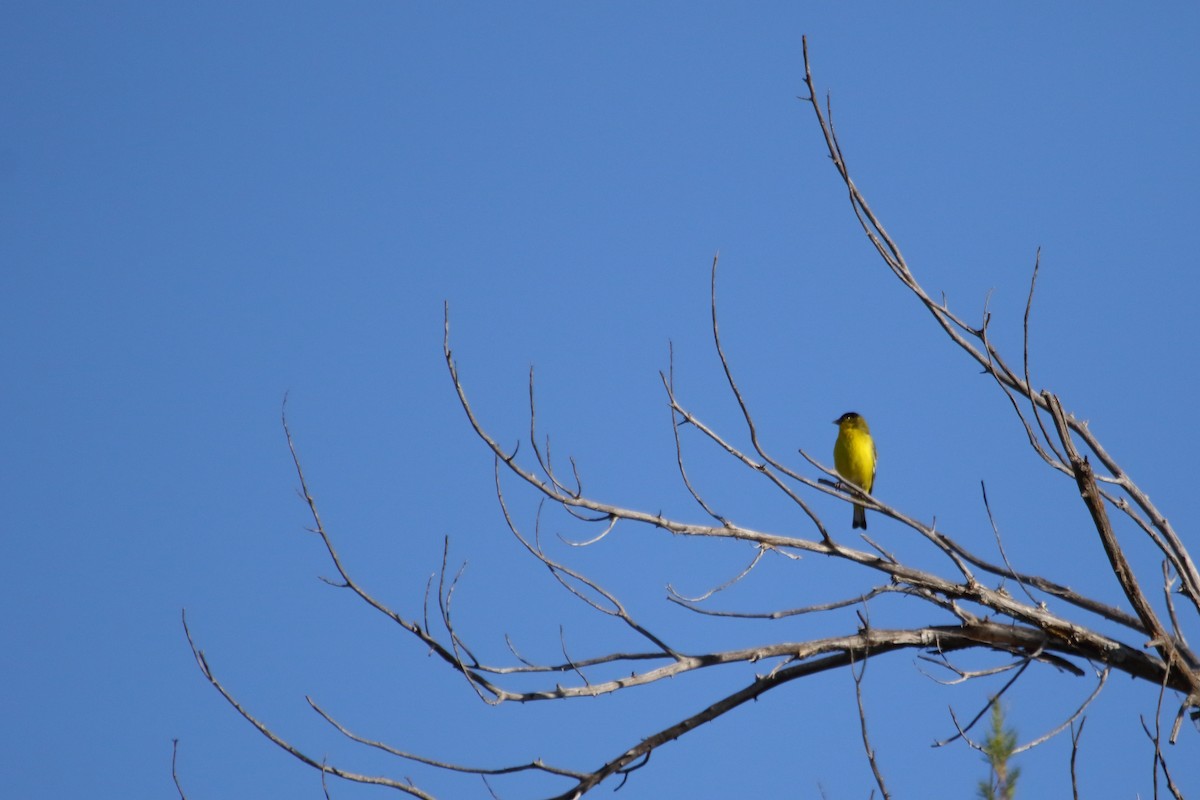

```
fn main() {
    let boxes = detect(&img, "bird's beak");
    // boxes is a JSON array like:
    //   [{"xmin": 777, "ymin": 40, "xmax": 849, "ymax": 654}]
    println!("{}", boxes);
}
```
[{"xmin": 831, "ymin": 419, "xmax": 839, "ymax": 425}]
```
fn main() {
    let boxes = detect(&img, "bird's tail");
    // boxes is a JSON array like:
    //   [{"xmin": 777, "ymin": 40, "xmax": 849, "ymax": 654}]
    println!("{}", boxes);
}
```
[{"xmin": 852, "ymin": 504, "xmax": 867, "ymax": 530}]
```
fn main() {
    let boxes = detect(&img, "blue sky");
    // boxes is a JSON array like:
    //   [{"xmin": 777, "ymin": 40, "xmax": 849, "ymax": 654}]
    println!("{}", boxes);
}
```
[{"xmin": 3, "ymin": 3, "xmax": 1199, "ymax": 798}]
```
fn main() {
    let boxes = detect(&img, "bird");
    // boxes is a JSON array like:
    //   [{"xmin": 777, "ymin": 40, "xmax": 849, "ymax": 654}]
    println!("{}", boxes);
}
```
[{"xmin": 833, "ymin": 411, "xmax": 876, "ymax": 530}]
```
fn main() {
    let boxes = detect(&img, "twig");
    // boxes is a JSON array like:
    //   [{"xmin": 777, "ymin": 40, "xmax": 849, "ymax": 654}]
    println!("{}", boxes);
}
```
[
  {"xmin": 664, "ymin": 339, "xmax": 729, "ymax": 525},
  {"xmin": 171, "ymin": 739, "xmax": 188, "ymax": 800},
  {"xmin": 528, "ymin": 366, "xmax": 582, "ymax": 500},
  {"xmin": 1020, "ymin": 249, "xmax": 1067, "ymax": 467},
  {"xmin": 1069, "ymin": 717, "xmax": 1085, "ymax": 800},
  {"xmin": 705, "ymin": 254, "xmax": 833, "ymax": 539},
  {"xmin": 182, "ymin": 610, "xmax": 440, "ymax": 799},
  {"xmin": 851, "ymin": 626, "xmax": 891, "ymax": 799},
  {"xmin": 308, "ymin": 698, "xmax": 588, "ymax": 780},
  {"xmin": 670, "ymin": 583, "xmax": 900, "ymax": 620},
  {"xmin": 979, "ymin": 481, "xmax": 1039, "ymax": 607},
  {"xmin": 1012, "ymin": 668, "xmax": 1109, "ymax": 754},
  {"xmin": 917, "ymin": 654, "xmax": 1023, "ymax": 686},
  {"xmin": 496, "ymin": 473, "xmax": 680, "ymax": 660},
  {"xmin": 934, "ymin": 661, "xmax": 1030, "ymax": 747},
  {"xmin": 557, "ymin": 514, "xmax": 618, "ymax": 547},
  {"xmin": 666, "ymin": 545, "xmax": 767, "ymax": 603}
]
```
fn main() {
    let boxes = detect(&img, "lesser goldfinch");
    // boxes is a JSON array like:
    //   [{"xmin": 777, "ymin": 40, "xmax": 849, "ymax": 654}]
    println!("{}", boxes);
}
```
[{"xmin": 833, "ymin": 411, "xmax": 876, "ymax": 530}]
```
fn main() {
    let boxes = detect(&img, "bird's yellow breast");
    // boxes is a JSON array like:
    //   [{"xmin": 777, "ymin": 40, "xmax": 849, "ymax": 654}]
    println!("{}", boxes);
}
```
[{"xmin": 834, "ymin": 427, "xmax": 875, "ymax": 493}]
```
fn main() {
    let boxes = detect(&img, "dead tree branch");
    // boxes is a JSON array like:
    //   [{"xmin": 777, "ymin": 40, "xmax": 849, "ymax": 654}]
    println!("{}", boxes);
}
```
[{"xmin": 184, "ymin": 37, "xmax": 1199, "ymax": 798}]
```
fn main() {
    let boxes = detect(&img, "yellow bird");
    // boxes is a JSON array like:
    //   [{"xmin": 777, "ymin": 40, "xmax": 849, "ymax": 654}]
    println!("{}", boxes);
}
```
[{"xmin": 833, "ymin": 411, "xmax": 876, "ymax": 530}]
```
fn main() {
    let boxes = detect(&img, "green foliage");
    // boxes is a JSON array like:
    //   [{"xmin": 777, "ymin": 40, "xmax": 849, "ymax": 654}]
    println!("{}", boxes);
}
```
[{"xmin": 976, "ymin": 700, "xmax": 1021, "ymax": 800}]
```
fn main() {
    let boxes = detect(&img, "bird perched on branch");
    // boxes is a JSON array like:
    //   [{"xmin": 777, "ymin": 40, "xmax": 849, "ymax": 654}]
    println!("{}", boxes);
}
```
[{"xmin": 833, "ymin": 411, "xmax": 876, "ymax": 530}]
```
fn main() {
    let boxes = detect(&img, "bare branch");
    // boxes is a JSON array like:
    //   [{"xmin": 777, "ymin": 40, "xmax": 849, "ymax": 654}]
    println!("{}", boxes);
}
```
[
  {"xmin": 437, "ymin": 539, "xmax": 493, "ymax": 705},
  {"xmin": 182, "ymin": 610, "xmax": 440, "ymax": 799},
  {"xmin": 1012, "ymin": 668, "xmax": 1109, "ymax": 754},
  {"xmin": 1020, "ymin": 249, "xmax": 1068, "ymax": 468},
  {"xmin": 664, "ymin": 339, "xmax": 730, "ymax": 526},
  {"xmin": 1045, "ymin": 395, "xmax": 1200, "ymax": 704},
  {"xmin": 283, "ymin": 398, "xmax": 511, "ymax": 699},
  {"xmin": 1069, "ymin": 716, "xmax": 1086, "ymax": 800},
  {"xmin": 528, "ymin": 366, "xmax": 582, "ymax": 500},
  {"xmin": 666, "ymin": 544, "xmax": 767, "ymax": 604},
  {"xmin": 496, "ymin": 474, "xmax": 680, "ymax": 660},
  {"xmin": 934, "ymin": 661, "xmax": 1031, "ymax": 748},
  {"xmin": 557, "ymin": 513, "xmax": 618, "ymax": 547},
  {"xmin": 1140, "ymin": 715, "xmax": 1186, "ymax": 800},
  {"xmin": 308, "ymin": 698, "xmax": 589, "ymax": 781},
  {"xmin": 979, "ymin": 481, "xmax": 1039, "ymax": 607},
  {"xmin": 851, "ymin": 619, "xmax": 892, "ymax": 800},
  {"xmin": 670, "ymin": 582, "xmax": 901, "ymax": 620},
  {"xmin": 801, "ymin": 33, "xmax": 1200, "ymax": 616},
  {"xmin": 706, "ymin": 254, "xmax": 833, "ymax": 539},
  {"xmin": 171, "ymin": 739, "xmax": 188, "ymax": 800},
  {"xmin": 918, "ymin": 651, "xmax": 1029, "ymax": 687},
  {"xmin": 541, "ymin": 637, "xmax": 931, "ymax": 800},
  {"xmin": 192, "ymin": 40, "xmax": 1199, "ymax": 799}
]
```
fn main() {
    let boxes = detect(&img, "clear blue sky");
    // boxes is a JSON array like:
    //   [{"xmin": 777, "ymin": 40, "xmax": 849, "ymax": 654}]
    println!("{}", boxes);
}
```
[{"xmin": 3, "ymin": 3, "xmax": 1198, "ymax": 798}]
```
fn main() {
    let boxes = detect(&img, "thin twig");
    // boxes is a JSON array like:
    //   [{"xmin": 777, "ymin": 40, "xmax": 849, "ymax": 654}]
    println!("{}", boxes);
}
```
[
  {"xmin": 171, "ymin": 739, "xmax": 188, "ymax": 800},
  {"xmin": 851, "ymin": 617, "xmax": 892, "ymax": 799},
  {"xmin": 980, "ymin": 481, "xmax": 1039, "ymax": 607},
  {"xmin": 1069, "ymin": 717, "xmax": 1086, "ymax": 800},
  {"xmin": 1012, "ymin": 668, "xmax": 1109, "ymax": 754},
  {"xmin": 1020, "ymin": 249, "xmax": 1066, "ymax": 467},
  {"xmin": 308, "ymin": 698, "xmax": 589, "ymax": 780},
  {"xmin": 934, "ymin": 661, "xmax": 1031, "ymax": 747},
  {"xmin": 664, "ymin": 339, "xmax": 729, "ymax": 525},
  {"xmin": 670, "ymin": 583, "xmax": 900, "ymax": 620},
  {"xmin": 182, "ymin": 610, "xmax": 440, "ymax": 799},
  {"xmin": 666, "ymin": 545, "xmax": 767, "ymax": 603}
]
